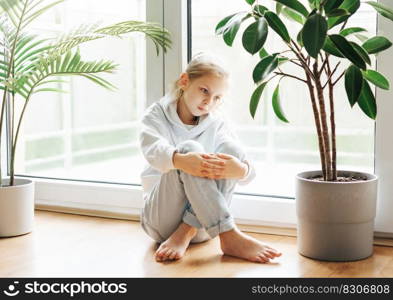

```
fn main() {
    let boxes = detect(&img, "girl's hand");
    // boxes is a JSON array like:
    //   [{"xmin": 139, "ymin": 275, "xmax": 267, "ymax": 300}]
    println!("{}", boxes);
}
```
[
  {"xmin": 174, "ymin": 152, "xmax": 225, "ymax": 178},
  {"xmin": 201, "ymin": 153, "xmax": 248, "ymax": 180}
]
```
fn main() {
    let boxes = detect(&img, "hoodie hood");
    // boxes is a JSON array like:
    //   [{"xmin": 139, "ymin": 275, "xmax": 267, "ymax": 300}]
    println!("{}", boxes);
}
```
[{"xmin": 158, "ymin": 93, "xmax": 221, "ymax": 137}]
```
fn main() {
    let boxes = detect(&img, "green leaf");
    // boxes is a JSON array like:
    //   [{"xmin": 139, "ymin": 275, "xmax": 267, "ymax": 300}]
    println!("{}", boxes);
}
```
[
  {"xmin": 302, "ymin": 13, "xmax": 328, "ymax": 58},
  {"xmin": 273, "ymin": 0, "xmax": 309, "ymax": 17},
  {"xmin": 362, "ymin": 36, "xmax": 393, "ymax": 54},
  {"xmin": 324, "ymin": 0, "xmax": 344, "ymax": 14},
  {"xmin": 259, "ymin": 48, "xmax": 269, "ymax": 58},
  {"xmin": 15, "ymin": 35, "xmax": 38, "ymax": 55},
  {"xmin": 297, "ymin": 29, "xmax": 304, "ymax": 47},
  {"xmin": 242, "ymin": 18, "xmax": 269, "ymax": 54},
  {"xmin": 250, "ymin": 82, "xmax": 268, "ymax": 119},
  {"xmin": 329, "ymin": 34, "xmax": 366, "ymax": 69},
  {"xmin": 362, "ymin": 69, "xmax": 390, "ymax": 90},
  {"xmin": 366, "ymin": 1, "xmax": 393, "ymax": 22},
  {"xmin": 253, "ymin": 54, "xmax": 279, "ymax": 83},
  {"xmin": 340, "ymin": 0, "xmax": 360, "ymax": 12},
  {"xmin": 278, "ymin": 57, "xmax": 289, "ymax": 66},
  {"xmin": 35, "ymin": 79, "xmax": 68, "ymax": 87},
  {"xmin": 79, "ymin": 74, "xmax": 117, "ymax": 91},
  {"xmin": 282, "ymin": 7, "xmax": 305, "ymax": 24},
  {"xmin": 245, "ymin": 0, "xmax": 256, "ymax": 5},
  {"xmin": 61, "ymin": 49, "xmax": 72, "ymax": 72},
  {"xmin": 323, "ymin": 36, "xmax": 344, "ymax": 57},
  {"xmin": 22, "ymin": 0, "xmax": 66, "ymax": 29},
  {"xmin": 264, "ymin": 11, "xmax": 291, "ymax": 43},
  {"xmin": 215, "ymin": 12, "xmax": 248, "ymax": 35},
  {"xmin": 276, "ymin": 3, "xmax": 283, "ymax": 15},
  {"xmin": 16, "ymin": 49, "xmax": 118, "ymax": 97},
  {"xmin": 326, "ymin": 8, "xmax": 349, "ymax": 17},
  {"xmin": 221, "ymin": 13, "xmax": 250, "ymax": 47},
  {"xmin": 223, "ymin": 21, "xmax": 241, "ymax": 46},
  {"xmin": 357, "ymin": 79, "xmax": 377, "ymax": 120},
  {"xmin": 345, "ymin": 65, "xmax": 363, "ymax": 107},
  {"xmin": 328, "ymin": 0, "xmax": 360, "ymax": 29},
  {"xmin": 33, "ymin": 88, "xmax": 68, "ymax": 94},
  {"xmin": 68, "ymin": 48, "xmax": 81, "ymax": 70},
  {"xmin": 41, "ymin": 21, "xmax": 171, "ymax": 61},
  {"xmin": 340, "ymin": 27, "xmax": 367, "ymax": 37},
  {"xmin": 215, "ymin": 13, "xmax": 237, "ymax": 35},
  {"xmin": 272, "ymin": 84, "xmax": 289, "ymax": 123},
  {"xmin": 349, "ymin": 42, "xmax": 371, "ymax": 66},
  {"xmin": 308, "ymin": 0, "xmax": 320, "ymax": 10},
  {"xmin": 253, "ymin": 5, "xmax": 269, "ymax": 16}
]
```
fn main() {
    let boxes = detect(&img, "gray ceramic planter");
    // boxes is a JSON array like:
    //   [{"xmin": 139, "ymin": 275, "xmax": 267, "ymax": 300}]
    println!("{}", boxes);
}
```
[{"xmin": 296, "ymin": 170, "xmax": 378, "ymax": 262}]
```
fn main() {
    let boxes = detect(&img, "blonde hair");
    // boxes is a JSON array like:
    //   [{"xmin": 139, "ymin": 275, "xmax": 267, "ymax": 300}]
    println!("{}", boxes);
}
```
[{"xmin": 170, "ymin": 52, "xmax": 230, "ymax": 100}]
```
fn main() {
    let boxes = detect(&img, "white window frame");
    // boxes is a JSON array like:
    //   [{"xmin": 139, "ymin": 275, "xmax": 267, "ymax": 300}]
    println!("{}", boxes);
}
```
[
  {"xmin": 5, "ymin": 0, "xmax": 392, "ymax": 238},
  {"xmin": 1, "ymin": 104, "xmax": 8, "ymax": 181},
  {"xmin": 374, "ymin": 0, "xmax": 393, "ymax": 237}
]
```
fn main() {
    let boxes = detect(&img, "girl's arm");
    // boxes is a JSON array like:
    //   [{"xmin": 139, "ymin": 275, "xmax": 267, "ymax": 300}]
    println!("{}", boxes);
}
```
[{"xmin": 139, "ymin": 111, "xmax": 178, "ymax": 173}]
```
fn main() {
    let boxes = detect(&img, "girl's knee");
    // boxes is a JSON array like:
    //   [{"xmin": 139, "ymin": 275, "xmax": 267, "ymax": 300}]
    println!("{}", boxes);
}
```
[
  {"xmin": 216, "ymin": 141, "xmax": 245, "ymax": 160},
  {"xmin": 177, "ymin": 140, "xmax": 205, "ymax": 154}
]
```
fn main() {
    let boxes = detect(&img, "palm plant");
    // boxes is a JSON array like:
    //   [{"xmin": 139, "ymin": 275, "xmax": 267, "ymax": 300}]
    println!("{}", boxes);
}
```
[
  {"xmin": 216, "ymin": 0, "xmax": 393, "ymax": 181},
  {"xmin": 0, "ymin": 0, "xmax": 171, "ymax": 187}
]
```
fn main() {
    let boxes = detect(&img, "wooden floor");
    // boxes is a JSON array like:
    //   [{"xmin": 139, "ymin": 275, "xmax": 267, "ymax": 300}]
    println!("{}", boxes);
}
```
[{"xmin": 0, "ymin": 210, "xmax": 392, "ymax": 277}]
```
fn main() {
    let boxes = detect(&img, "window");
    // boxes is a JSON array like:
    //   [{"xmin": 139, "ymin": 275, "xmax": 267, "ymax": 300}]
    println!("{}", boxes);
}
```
[
  {"xmin": 191, "ymin": 0, "xmax": 376, "ymax": 197},
  {"xmin": 5, "ymin": 0, "xmax": 392, "ymax": 235},
  {"xmin": 15, "ymin": 0, "xmax": 147, "ymax": 185}
]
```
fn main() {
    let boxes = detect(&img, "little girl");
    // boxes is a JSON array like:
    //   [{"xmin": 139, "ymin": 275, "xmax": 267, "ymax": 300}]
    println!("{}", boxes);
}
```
[{"xmin": 139, "ymin": 53, "xmax": 282, "ymax": 263}]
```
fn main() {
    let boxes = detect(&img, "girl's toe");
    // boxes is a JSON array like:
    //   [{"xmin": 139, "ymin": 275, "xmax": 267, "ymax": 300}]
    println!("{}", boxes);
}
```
[
  {"xmin": 156, "ymin": 250, "xmax": 165, "ymax": 259},
  {"xmin": 157, "ymin": 248, "xmax": 170, "ymax": 260},
  {"xmin": 263, "ymin": 250, "xmax": 275, "ymax": 259},
  {"xmin": 259, "ymin": 254, "xmax": 270, "ymax": 263},
  {"xmin": 164, "ymin": 249, "xmax": 172, "ymax": 258},
  {"xmin": 155, "ymin": 245, "xmax": 166, "ymax": 256},
  {"xmin": 155, "ymin": 253, "xmax": 163, "ymax": 261},
  {"xmin": 256, "ymin": 254, "xmax": 268, "ymax": 263},
  {"xmin": 267, "ymin": 249, "xmax": 281, "ymax": 258},
  {"xmin": 168, "ymin": 250, "xmax": 177, "ymax": 260},
  {"xmin": 267, "ymin": 247, "xmax": 282, "ymax": 256}
]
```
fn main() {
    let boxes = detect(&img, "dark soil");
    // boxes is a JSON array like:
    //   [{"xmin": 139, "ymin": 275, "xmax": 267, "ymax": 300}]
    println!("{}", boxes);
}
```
[{"xmin": 308, "ymin": 175, "xmax": 368, "ymax": 182}]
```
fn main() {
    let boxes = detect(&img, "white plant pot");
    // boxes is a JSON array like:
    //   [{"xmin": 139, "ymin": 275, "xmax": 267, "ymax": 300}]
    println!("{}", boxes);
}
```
[{"xmin": 0, "ymin": 178, "xmax": 35, "ymax": 237}]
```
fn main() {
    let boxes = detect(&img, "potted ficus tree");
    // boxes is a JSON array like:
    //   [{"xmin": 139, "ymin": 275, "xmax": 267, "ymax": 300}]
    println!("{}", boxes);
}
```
[
  {"xmin": 0, "ymin": 0, "xmax": 171, "ymax": 237},
  {"xmin": 216, "ymin": 0, "xmax": 392, "ymax": 261}
]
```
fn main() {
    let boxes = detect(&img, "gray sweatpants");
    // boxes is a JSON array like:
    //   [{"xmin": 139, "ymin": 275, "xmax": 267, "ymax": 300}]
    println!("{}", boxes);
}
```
[{"xmin": 140, "ymin": 139, "xmax": 246, "ymax": 244}]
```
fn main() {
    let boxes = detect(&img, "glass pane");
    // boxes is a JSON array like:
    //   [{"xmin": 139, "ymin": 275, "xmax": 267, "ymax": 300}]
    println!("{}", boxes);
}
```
[
  {"xmin": 191, "ymin": 0, "xmax": 376, "ymax": 197},
  {"xmin": 15, "ymin": 0, "xmax": 146, "ymax": 184}
]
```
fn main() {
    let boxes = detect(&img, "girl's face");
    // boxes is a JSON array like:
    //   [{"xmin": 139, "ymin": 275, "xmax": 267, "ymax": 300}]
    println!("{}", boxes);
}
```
[{"xmin": 178, "ymin": 72, "xmax": 228, "ymax": 118}]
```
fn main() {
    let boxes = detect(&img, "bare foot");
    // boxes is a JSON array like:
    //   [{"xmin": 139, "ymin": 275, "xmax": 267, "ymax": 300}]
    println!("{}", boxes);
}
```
[
  {"xmin": 155, "ymin": 222, "xmax": 198, "ymax": 262},
  {"xmin": 220, "ymin": 228, "xmax": 282, "ymax": 263}
]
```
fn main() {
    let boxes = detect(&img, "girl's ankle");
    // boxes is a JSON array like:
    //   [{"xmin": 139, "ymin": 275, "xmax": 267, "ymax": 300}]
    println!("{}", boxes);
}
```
[
  {"xmin": 179, "ymin": 222, "xmax": 198, "ymax": 236},
  {"xmin": 219, "ymin": 228, "xmax": 238, "ymax": 239}
]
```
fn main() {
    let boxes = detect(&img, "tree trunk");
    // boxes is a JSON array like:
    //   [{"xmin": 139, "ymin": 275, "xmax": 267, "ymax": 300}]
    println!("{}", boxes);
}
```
[
  {"xmin": 313, "ymin": 62, "xmax": 332, "ymax": 181},
  {"xmin": 327, "ymin": 59, "xmax": 337, "ymax": 180},
  {"xmin": 305, "ymin": 73, "xmax": 327, "ymax": 180}
]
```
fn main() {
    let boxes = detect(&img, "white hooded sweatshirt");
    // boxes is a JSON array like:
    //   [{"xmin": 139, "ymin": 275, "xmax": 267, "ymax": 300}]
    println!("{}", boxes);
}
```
[{"xmin": 138, "ymin": 93, "xmax": 256, "ymax": 199}]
